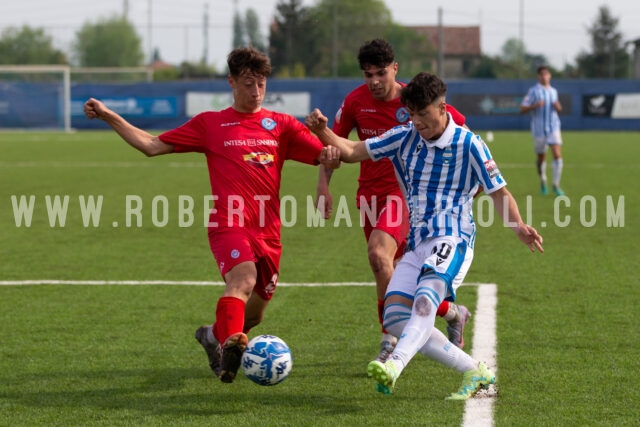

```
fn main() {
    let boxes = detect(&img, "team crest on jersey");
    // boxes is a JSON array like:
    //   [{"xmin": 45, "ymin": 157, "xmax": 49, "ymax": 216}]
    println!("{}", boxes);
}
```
[
  {"xmin": 442, "ymin": 148, "xmax": 453, "ymax": 164},
  {"xmin": 244, "ymin": 152, "xmax": 275, "ymax": 167},
  {"xmin": 396, "ymin": 107, "xmax": 410, "ymax": 123},
  {"xmin": 261, "ymin": 118, "xmax": 277, "ymax": 130}
]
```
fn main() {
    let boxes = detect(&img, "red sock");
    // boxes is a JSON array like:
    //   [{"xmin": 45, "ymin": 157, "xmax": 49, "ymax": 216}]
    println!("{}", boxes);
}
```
[
  {"xmin": 378, "ymin": 300, "xmax": 388, "ymax": 333},
  {"xmin": 436, "ymin": 300, "xmax": 450, "ymax": 318},
  {"xmin": 212, "ymin": 296, "xmax": 246, "ymax": 344}
]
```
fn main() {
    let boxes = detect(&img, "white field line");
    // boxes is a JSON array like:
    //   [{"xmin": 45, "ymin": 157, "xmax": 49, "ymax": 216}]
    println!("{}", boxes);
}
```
[{"xmin": 463, "ymin": 283, "xmax": 498, "ymax": 427}]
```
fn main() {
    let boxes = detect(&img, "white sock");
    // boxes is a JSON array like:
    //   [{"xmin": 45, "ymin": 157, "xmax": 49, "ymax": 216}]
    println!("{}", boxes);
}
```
[
  {"xmin": 538, "ymin": 160, "xmax": 547, "ymax": 184},
  {"xmin": 419, "ymin": 328, "xmax": 476, "ymax": 373},
  {"xmin": 552, "ymin": 158, "xmax": 563, "ymax": 187},
  {"xmin": 389, "ymin": 278, "xmax": 445, "ymax": 374}
]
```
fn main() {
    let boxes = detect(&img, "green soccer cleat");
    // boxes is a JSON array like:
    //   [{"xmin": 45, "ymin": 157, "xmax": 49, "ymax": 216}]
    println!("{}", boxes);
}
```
[
  {"xmin": 368, "ymin": 360, "xmax": 399, "ymax": 395},
  {"xmin": 553, "ymin": 186, "xmax": 564, "ymax": 196},
  {"xmin": 446, "ymin": 361, "xmax": 496, "ymax": 400}
]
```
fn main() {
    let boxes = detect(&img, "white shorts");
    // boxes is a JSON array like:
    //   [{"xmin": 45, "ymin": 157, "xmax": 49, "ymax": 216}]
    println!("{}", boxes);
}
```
[
  {"xmin": 534, "ymin": 131, "xmax": 562, "ymax": 154},
  {"xmin": 386, "ymin": 236, "xmax": 474, "ymax": 303}
]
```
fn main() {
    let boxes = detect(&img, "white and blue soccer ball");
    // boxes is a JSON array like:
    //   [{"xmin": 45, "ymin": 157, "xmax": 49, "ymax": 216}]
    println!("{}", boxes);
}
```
[{"xmin": 241, "ymin": 334, "xmax": 293, "ymax": 386}]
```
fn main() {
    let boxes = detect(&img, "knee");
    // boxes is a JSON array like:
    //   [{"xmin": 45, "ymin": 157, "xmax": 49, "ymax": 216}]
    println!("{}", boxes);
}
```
[{"xmin": 368, "ymin": 244, "xmax": 392, "ymax": 272}]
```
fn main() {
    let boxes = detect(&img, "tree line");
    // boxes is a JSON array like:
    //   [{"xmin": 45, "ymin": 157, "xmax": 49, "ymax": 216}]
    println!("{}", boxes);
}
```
[{"xmin": 0, "ymin": 0, "xmax": 633, "ymax": 80}]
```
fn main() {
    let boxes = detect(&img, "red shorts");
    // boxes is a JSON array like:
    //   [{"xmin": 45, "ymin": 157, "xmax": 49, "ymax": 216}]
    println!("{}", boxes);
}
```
[
  {"xmin": 208, "ymin": 228, "xmax": 281, "ymax": 300},
  {"xmin": 360, "ymin": 194, "xmax": 410, "ymax": 260}
]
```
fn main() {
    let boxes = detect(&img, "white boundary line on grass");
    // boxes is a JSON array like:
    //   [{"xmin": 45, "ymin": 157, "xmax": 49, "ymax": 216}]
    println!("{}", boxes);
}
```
[
  {"xmin": 0, "ymin": 280, "xmax": 497, "ymax": 425},
  {"xmin": 463, "ymin": 283, "xmax": 498, "ymax": 427}
]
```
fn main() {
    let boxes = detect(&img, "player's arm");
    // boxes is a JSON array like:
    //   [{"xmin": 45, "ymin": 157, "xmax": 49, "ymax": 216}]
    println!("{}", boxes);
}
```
[
  {"xmin": 553, "ymin": 100, "xmax": 562, "ymax": 113},
  {"xmin": 488, "ymin": 186, "xmax": 544, "ymax": 253},
  {"xmin": 306, "ymin": 108, "xmax": 369, "ymax": 163},
  {"xmin": 316, "ymin": 165, "xmax": 334, "ymax": 219},
  {"xmin": 84, "ymin": 97, "xmax": 173, "ymax": 157}
]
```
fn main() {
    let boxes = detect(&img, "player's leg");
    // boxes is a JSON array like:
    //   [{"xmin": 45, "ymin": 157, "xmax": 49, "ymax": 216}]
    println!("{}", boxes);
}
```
[
  {"xmin": 215, "ymin": 261, "xmax": 255, "ymax": 383},
  {"xmin": 196, "ymin": 230, "xmax": 257, "ymax": 383},
  {"xmin": 367, "ymin": 228, "xmax": 399, "ymax": 361},
  {"xmin": 549, "ymin": 136, "xmax": 564, "ymax": 196},
  {"xmin": 534, "ymin": 136, "xmax": 548, "ymax": 195},
  {"xmin": 363, "ymin": 195, "xmax": 403, "ymax": 361},
  {"xmin": 367, "ymin": 252, "xmax": 418, "ymax": 394}
]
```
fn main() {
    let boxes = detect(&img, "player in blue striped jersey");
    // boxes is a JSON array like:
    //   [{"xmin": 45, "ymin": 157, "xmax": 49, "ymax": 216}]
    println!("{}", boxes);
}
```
[
  {"xmin": 306, "ymin": 72, "xmax": 544, "ymax": 400},
  {"xmin": 520, "ymin": 65, "xmax": 565, "ymax": 196}
]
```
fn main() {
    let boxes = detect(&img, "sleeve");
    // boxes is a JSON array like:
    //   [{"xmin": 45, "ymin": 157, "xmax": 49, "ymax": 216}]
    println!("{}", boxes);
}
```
[
  {"xmin": 521, "ymin": 87, "xmax": 536, "ymax": 107},
  {"xmin": 332, "ymin": 97, "xmax": 357, "ymax": 138},
  {"xmin": 446, "ymin": 104, "xmax": 466, "ymax": 126},
  {"xmin": 158, "ymin": 113, "xmax": 208, "ymax": 153},
  {"xmin": 281, "ymin": 115, "xmax": 323, "ymax": 165},
  {"xmin": 365, "ymin": 126, "xmax": 406, "ymax": 162},
  {"xmin": 469, "ymin": 135, "xmax": 507, "ymax": 194}
]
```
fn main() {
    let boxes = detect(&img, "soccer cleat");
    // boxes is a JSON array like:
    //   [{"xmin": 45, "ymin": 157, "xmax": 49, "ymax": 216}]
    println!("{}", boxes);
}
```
[
  {"xmin": 218, "ymin": 332, "xmax": 249, "ymax": 383},
  {"xmin": 368, "ymin": 360, "xmax": 399, "ymax": 395},
  {"xmin": 446, "ymin": 305, "xmax": 471, "ymax": 349},
  {"xmin": 553, "ymin": 186, "xmax": 565, "ymax": 196},
  {"xmin": 375, "ymin": 339, "xmax": 397, "ymax": 363},
  {"xmin": 540, "ymin": 182, "xmax": 548, "ymax": 195},
  {"xmin": 445, "ymin": 361, "xmax": 496, "ymax": 400},
  {"xmin": 195, "ymin": 325, "xmax": 222, "ymax": 376}
]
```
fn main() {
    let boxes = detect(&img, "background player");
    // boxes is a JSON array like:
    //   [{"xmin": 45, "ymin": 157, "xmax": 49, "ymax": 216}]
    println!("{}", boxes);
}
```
[{"xmin": 520, "ymin": 65, "xmax": 565, "ymax": 196}]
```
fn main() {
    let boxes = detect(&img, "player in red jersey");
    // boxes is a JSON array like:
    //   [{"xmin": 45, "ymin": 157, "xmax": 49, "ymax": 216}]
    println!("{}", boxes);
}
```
[
  {"xmin": 316, "ymin": 39, "xmax": 471, "ymax": 362},
  {"xmin": 84, "ymin": 47, "xmax": 339, "ymax": 384}
]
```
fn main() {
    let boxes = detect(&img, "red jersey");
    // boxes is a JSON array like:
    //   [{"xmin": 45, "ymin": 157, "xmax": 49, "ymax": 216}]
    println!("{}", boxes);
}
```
[
  {"xmin": 159, "ymin": 107, "xmax": 322, "ymax": 238},
  {"xmin": 333, "ymin": 83, "xmax": 466, "ymax": 204}
]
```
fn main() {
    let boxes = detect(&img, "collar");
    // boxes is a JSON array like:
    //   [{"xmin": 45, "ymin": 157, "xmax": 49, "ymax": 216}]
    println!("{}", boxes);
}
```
[{"xmin": 424, "ymin": 113, "xmax": 455, "ymax": 149}]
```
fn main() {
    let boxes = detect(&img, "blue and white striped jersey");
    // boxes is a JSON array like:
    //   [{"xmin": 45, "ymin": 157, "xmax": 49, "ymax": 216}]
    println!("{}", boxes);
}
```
[
  {"xmin": 365, "ymin": 116, "xmax": 506, "ymax": 250},
  {"xmin": 521, "ymin": 83, "xmax": 561, "ymax": 138}
]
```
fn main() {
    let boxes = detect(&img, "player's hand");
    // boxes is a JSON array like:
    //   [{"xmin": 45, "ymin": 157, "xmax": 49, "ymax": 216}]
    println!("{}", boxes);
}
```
[
  {"xmin": 84, "ymin": 98, "xmax": 109, "ymax": 120},
  {"xmin": 319, "ymin": 146, "xmax": 341, "ymax": 169},
  {"xmin": 306, "ymin": 108, "xmax": 329, "ymax": 134},
  {"xmin": 315, "ymin": 187, "xmax": 334, "ymax": 219},
  {"xmin": 515, "ymin": 224, "xmax": 544, "ymax": 253}
]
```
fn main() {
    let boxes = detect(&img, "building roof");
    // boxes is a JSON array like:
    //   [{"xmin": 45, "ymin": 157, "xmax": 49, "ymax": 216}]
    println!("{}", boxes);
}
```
[{"xmin": 409, "ymin": 26, "xmax": 481, "ymax": 56}]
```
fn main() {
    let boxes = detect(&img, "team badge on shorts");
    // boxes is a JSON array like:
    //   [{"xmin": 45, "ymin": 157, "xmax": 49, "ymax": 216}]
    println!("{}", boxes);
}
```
[
  {"xmin": 230, "ymin": 249, "xmax": 240, "ymax": 259},
  {"xmin": 261, "ymin": 118, "xmax": 276, "ymax": 130}
]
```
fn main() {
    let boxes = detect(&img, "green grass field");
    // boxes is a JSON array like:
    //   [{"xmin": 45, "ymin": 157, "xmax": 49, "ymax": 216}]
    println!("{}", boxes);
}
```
[{"xmin": 1, "ymin": 130, "xmax": 638, "ymax": 426}]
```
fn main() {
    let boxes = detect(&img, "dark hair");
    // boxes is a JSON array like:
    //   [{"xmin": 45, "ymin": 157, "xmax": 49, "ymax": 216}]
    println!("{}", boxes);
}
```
[
  {"xmin": 357, "ymin": 39, "xmax": 395, "ymax": 70},
  {"xmin": 227, "ymin": 47, "xmax": 272, "ymax": 78},
  {"xmin": 400, "ymin": 72, "xmax": 447, "ymax": 111},
  {"xmin": 536, "ymin": 65, "xmax": 550, "ymax": 74}
]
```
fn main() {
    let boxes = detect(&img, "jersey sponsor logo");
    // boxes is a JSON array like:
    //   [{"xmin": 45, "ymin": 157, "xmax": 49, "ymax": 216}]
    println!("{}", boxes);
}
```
[
  {"xmin": 261, "ymin": 118, "xmax": 277, "ymax": 130},
  {"xmin": 484, "ymin": 159, "xmax": 500, "ymax": 178},
  {"xmin": 396, "ymin": 107, "xmax": 410, "ymax": 123},
  {"xmin": 243, "ymin": 152, "xmax": 275, "ymax": 167}
]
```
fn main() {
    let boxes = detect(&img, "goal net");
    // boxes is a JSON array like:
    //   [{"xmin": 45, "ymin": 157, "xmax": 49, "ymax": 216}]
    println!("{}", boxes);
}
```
[{"xmin": 0, "ymin": 65, "xmax": 71, "ymax": 132}]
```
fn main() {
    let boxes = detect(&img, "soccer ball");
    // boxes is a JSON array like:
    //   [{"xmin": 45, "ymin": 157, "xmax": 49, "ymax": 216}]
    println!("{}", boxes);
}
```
[{"xmin": 241, "ymin": 334, "xmax": 293, "ymax": 386}]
